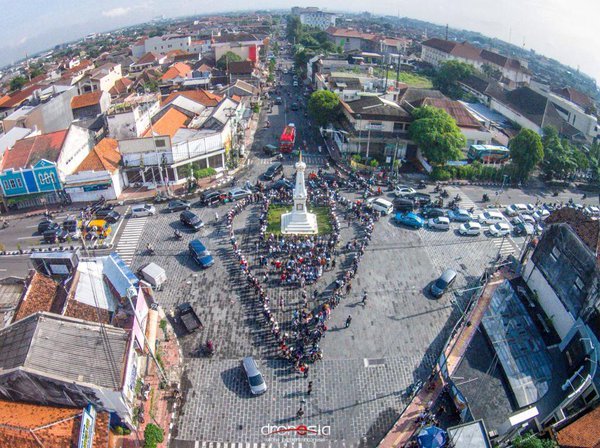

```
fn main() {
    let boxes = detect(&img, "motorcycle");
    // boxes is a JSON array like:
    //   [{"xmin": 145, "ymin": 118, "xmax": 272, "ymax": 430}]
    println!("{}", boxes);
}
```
[
  {"xmin": 417, "ymin": 180, "xmax": 427, "ymax": 190},
  {"xmin": 174, "ymin": 230, "xmax": 183, "ymax": 240},
  {"xmin": 434, "ymin": 184, "xmax": 441, "ymax": 193},
  {"xmin": 206, "ymin": 340, "xmax": 215, "ymax": 357},
  {"xmin": 454, "ymin": 194, "xmax": 462, "ymax": 202},
  {"xmin": 146, "ymin": 244, "xmax": 155, "ymax": 256},
  {"xmin": 440, "ymin": 189, "xmax": 449, "ymax": 198},
  {"xmin": 482, "ymin": 193, "xmax": 490, "ymax": 202}
]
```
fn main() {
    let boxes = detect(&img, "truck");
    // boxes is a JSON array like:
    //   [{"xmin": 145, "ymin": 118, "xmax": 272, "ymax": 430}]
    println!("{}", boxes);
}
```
[
  {"xmin": 139, "ymin": 262, "xmax": 167, "ymax": 290},
  {"xmin": 177, "ymin": 302, "xmax": 202, "ymax": 333},
  {"xmin": 279, "ymin": 123, "xmax": 296, "ymax": 153}
]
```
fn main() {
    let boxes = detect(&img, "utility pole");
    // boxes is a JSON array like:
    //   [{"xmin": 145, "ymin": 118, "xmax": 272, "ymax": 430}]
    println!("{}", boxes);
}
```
[
  {"xmin": 366, "ymin": 125, "xmax": 371, "ymax": 160},
  {"xmin": 356, "ymin": 114, "xmax": 362, "ymax": 157}
]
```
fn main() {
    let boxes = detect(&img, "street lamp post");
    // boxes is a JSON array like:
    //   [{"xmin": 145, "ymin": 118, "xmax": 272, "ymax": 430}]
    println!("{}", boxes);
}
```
[{"xmin": 356, "ymin": 113, "xmax": 362, "ymax": 157}]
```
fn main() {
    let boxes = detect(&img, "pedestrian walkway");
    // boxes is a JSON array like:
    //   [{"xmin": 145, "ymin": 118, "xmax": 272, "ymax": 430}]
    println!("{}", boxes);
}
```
[
  {"xmin": 445, "ymin": 186, "xmax": 478, "ymax": 212},
  {"xmin": 115, "ymin": 216, "xmax": 148, "ymax": 265},
  {"xmin": 256, "ymin": 155, "xmax": 327, "ymax": 166},
  {"xmin": 186, "ymin": 441, "xmax": 333, "ymax": 448},
  {"xmin": 491, "ymin": 235, "xmax": 517, "ymax": 257}
]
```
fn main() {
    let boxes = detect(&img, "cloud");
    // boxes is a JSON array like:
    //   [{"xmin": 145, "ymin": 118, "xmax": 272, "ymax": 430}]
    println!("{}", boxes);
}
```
[{"xmin": 102, "ymin": 7, "xmax": 132, "ymax": 18}]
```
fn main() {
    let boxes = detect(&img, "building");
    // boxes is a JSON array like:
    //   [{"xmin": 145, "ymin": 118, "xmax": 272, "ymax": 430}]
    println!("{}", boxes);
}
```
[
  {"xmin": 106, "ymin": 94, "xmax": 161, "ymax": 140},
  {"xmin": 227, "ymin": 60, "xmax": 259, "ymax": 86},
  {"xmin": 0, "ymin": 125, "xmax": 93, "ymax": 207},
  {"xmin": 2, "ymin": 85, "xmax": 77, "ymax": 134},
  {"xmin": 129, "ymin": 52, "xmax": 167, "ymax": 73},
  {"xmin": 0, "ymin": 127, "xmax": 34, "ymax": 164},
  {"xmin": 70, "ymin": 90, "xmax": 111, "ymax": 120},
  {"xmin": 325, "ymin": 27, "xmax": 379, "ymax": 53},
  {"xmin": 0, "ymin": 400, "xmax": 109, "ymax": 447},
  {"xmin": 421, "ymin": 38, "xmax": 531, "ymax": 89},
  {"xmin": 297, "ymin": 9, "xmax": 337, "ymax": 30},
  {"xmin": 64, "ymin": 137, "xmax": 123, "ymax": 202},
  {"xmin": 132, "ymin": 35, "xmax": 194, "ymax": 59},
  {"xmin": 161, "ymin": 62, "xmax": 192, "ymax": 84},
  {"xmin": 554, "ymin": 405, "xmax": 600, "ymax": 448},
  {"xmin": 78, "ymin": 63, "xmax": 122, "ymax": 94},
  {"xmin": 212, "ymin": 33, "xmax": 262, "ymax": 64}
]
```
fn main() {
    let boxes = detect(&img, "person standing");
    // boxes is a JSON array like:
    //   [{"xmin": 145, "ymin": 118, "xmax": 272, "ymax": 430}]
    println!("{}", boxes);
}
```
[
  {"xmin": 362, "ymin": 291, "xmax": 368, "ymax": 306},
  {"xmin": 296, "ymin": 407, "xmax": 304, "ymax": 418},
  {"xmin": 345, "ymin": 315, "xmax": 352, "ymax": 328},
  {"xmin": 307, "ymin": 381, "xmax": 313, "ymax": 395}
]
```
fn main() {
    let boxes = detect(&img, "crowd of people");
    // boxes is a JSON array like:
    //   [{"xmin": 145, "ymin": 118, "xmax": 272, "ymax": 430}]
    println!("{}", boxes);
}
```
[{"xmin": 225, "ymin": 173, "xmax": 381, "ymax": 371}]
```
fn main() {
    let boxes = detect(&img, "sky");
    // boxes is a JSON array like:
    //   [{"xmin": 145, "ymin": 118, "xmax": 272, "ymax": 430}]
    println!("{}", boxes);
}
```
[{"xmin": 0, "ymin": 0, "xmax": 597, "ymax": 83}]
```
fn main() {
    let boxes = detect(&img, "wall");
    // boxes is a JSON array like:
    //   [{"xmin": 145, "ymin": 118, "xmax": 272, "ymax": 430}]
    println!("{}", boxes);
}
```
[
  {"xmin": 64, "ymin": 170, "xmax": 119, "ymax": 202},
  {"xmin": 24, "ymin": 87, "xmax": 77, "ymax": 134},
  {"xmin": 171, "ymin": 132, "xmax": 223, "ymax": 163},
  {"xmin": 461, "ymin": 127, "xmax": 492, "ymax": 148},
  {"xmin": 524, "ymin": 264, "xmax": 576, "ymax": 339},
  {"xmin": 489, "ymin": 97, "xmax": 542, "ymax": 134},
  {"xmin": 57, "ymin": 126, "xmax": 93, "ymax": 176},
  {"xmin": 107, "ymin": 100, "xmax": 158, "ymax": 140}
]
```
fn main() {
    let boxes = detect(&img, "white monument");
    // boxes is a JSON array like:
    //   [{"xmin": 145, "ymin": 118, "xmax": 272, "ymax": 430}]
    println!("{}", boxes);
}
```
[{"xmin": 281, "ymin": 153, "xmax": 319, "ymax": 235}]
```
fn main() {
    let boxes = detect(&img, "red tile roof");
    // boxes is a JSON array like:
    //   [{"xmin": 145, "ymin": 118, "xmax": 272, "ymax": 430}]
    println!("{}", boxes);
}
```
[
  {"xmin": 109, "ymin": 77, "xmax": 133, "ymax": 96},
  {"xmin": 161, "ymin": 62, "xmax": 192, "ymax": 81},
  {"xmin": 0, "ymin": 84, "xmax": 45, "ymax": 109},
  {"xmin": 71, "ymin": 90, "xmax": 103, "ymax": 109},
  {"xmin": 326, "ymin": 27, "xmax": 378, "ymax": 41},
  {"xmin": 144, "ymin": 107, "xmax": 190, "ymax": 138},
  {"xmin": 162, "ymin": 89, "xmax": 223, "ymax": 107},
  {"xmin": 13, "ymin": 271, "xmax": 59, "ymax": 323},
  {"xmin": 75, "ymin": 138, "xmax": 121, "ymax": 173},
  {"xmin": 0, "ymin": 129, "xmax": 68, "ymax": 171},
  {"xmin": 554, "ymin": 87, "xmax": 594, "ymax": 109},
  {"xmin": 556, "ymin": 406, "xmax": 600, "ymax": 448},
  {"xmin": 546, "ymin": 207, "xmax": 600, "ymax": 262},
  {"xmin": 421, "ymin": 97, "xmax": 482, "ymax": 128},
  {"xmin": 135, "ymin": 52, "xmax": 161, "ymax": 66},
  {"xmin": 0, "ymin": 399, "xmax": 109, "ymax": 448}
]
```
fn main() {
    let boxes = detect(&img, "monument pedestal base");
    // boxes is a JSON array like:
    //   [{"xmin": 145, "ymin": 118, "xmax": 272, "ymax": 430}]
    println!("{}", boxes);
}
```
[{"xmin": 281, "ymin": 210, "xmax": 318, "ymax": 235}]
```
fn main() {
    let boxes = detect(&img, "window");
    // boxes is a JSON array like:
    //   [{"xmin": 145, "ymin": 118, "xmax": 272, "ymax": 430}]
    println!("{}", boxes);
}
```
[
  {"xmin": 575, "ymin": 276, "xmax": 585, "ymax": 291},
  {"xmin": 9, "ymin": 179, "xmax": 16, "ymax": 188},
  {"xmin": 15, "ymin": 179, "xmax": 22, "ymax": 188},
  {"xmin": 154, "ymin": 139, "xmax": 166, "ymax": 148},
  {"xmin": 2, "ymin": 181, "xmax": 9, "ymax": 190},
  {"xmin": 393, "ymin": 122, "xmax": 404, "ymax": 132},
  {"xmin": 551, "ymin": 246, "xmax": 560, "ymax": 259}
]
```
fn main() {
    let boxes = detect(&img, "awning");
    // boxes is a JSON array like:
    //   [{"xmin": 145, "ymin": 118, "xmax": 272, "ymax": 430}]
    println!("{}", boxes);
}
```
[
  {"xmin": 417, "ymin": 426, "xmax": 447, "ymax": 448},
  {"xmin": 145, "ymin": 309, "xmax": 159, "ymax": 355}
]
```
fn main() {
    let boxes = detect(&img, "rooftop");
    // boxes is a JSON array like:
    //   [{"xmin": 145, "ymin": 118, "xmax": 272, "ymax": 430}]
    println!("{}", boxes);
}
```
[
  {"xmin": 0, "ymin": 129, "xmax": 68, "ymax": 171},
  {"xmin": 161, "ymin": 62, "xmax": 192, "ymax": 81},
  {"xmin": 0, "ymin": 312, "xmax": 129, "ymax": 390},
  {"xmin": 419, "ymin": 97, "xmax": 482, "ymax": 128},
  {"xmin": 162, "ymin": 89, "xmax": 223, "ymax": 107},
  {"xmin": 75, "ymin": 137, "xmax": 121, "ymax": 173},
  {"xmin": 342, "ymin": 95, "xmax": 411, "ymax": 120},
  {"xmin": 144, "ymin": 107, "xmax": 191, "ymax": 138},
  {"xmin": 12, "ymin": 272, "xmax": 59, "ymax": 323},
  {"xmin": 545, "ymin": 208, "xmax": 599, "ymax": 261},
  {"xmin": 556, "ymin": 405, "xmax": 600, "ymax": 448},
  {"xmin": 326, "ymin": 27, "xmax": 378, "ymax": 41},
  {"xmin": 0, "ymin": 400, "xmax": 109, "ymax": 448},
  {"xmin": 228, "ymin": 60, "xmax": 255, "ymax": 75},
  {"xmin": 70, "ymin": 90, "xmax": 103, "ymax": 110}
]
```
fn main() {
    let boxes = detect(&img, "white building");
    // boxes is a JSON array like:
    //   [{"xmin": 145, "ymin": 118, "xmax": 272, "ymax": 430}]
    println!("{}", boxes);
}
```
[
  {"xmin": 132, "ymin": 35, "xmax": 193, "ymax": 59},
  {"xmin": 299, "ymin": 10, "xmax": 337, "ymax": 30},
  {"xmin": 106, "ymin": 94, "xmax": 161, "ymax": 140}
]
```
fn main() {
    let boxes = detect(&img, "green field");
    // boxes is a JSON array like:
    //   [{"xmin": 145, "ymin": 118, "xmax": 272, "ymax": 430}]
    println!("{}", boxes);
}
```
[
  {"xmin": 377, "ymin": 70, "xmax": 433, "ymax": 88},
  {"xmin": 266, "ymin": 205, "xmax": 333, "ymax": 235}
]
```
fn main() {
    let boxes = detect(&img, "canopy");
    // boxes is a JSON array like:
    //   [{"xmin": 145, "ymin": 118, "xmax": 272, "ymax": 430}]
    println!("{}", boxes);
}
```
[{"xmin": 417, "ymin": 426, "xmax": 447, "ymax": 448}]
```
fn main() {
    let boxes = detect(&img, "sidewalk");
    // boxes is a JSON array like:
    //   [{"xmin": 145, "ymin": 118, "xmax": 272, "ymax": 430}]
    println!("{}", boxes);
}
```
[
  {"xmin": 118, "ymin": 313, "xmax": 183, "ymax": 448},
  {"xmin": 378, "ymin": 270, "xmax": 508, "ymax": 447}
]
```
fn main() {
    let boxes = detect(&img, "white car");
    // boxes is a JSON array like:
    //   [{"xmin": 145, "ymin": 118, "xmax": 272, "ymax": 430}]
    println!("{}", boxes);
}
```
[
  {"xmin": 532, "ymin": 209, "xmax": 550, "ymax": 221},
  {"xmin": 504, "ymin": 203, "xmax": 528, "ymax": 217},
  {"xmin": 428, "ymin": 217, "xmax": 450, "ymax": 230},
  {"xmin": 519, "ymin": 214, "xmax": 536, "ymax": 224},
  {"xmin": 293, "ymin": 80, "xmax": 299, "ymax": 87},
  {"xmin": 367, "ymin": 197, "xmax": 394, "ymax": 215},
  {"xmin": 477, "ymin": 210, "xmax": 504, "ymax": 225},
  {"xmin": 131, "ymin": 204, "xmax": 156, "ymax": 217},
  {"xmin": 394, "ymin": 186, "xmax": 417, "ymax": 197},
  {"xmin": 228, "ymin": 188, "xmax": 252, "ymax": 201},
  {"xmin": 488, "ymin": 222, "xmax": 511, "ymax": 237},
  {"xmin": 459, "ymin": 221, "xmax": 482, "ymax": 236}
]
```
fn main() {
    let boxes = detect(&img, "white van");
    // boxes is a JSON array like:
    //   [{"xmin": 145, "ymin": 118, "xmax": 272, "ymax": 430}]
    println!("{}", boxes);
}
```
[
  {"xmin": 504, "ymin": 204, "xmax": 528, "ymax": 217},
  {"xmin": 368, "ymin": 198, "xmax": 394, "ymax": 215},
  {"xmin": 477, "ymin": 210, "xmax": 504, "ymax": 225},
  {"xmin": 131, "ymin": 204, "xmax": 156, "ymax": 217}
]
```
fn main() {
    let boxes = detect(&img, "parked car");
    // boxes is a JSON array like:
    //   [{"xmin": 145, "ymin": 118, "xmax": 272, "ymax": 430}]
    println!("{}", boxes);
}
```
[
  {"xmin": 427, "ymin": 217, "xmax": 450, "ymax": 230},
  {"xmin": 513, "ymin": 222, "xmax": 535, "ymax": 236},
  {"xmin": 263, "ymin": 144, "xmax": 279, "ymax": 155},
  {"xmin": 95, "ymin": 210, "xmax": 120, "ymax": 223},
  {"xmin": 504, "ymin": 203, "xmax": 529, "ymax": 217},
  {"xmin": 421, "ymin": 207, "xmax": 445, "ymax": 219},
  {"xmin": 292, "ymin": 81, "xmax": 299, "ymax": 87},
  {"xmin": 180, "ymin": 211, "xmax": 204, "ymax": 231},
  {"xmin": 405, "ymin": 192, "xmax": 431, "ymax": 206},
  {"xmin": 198, "ymin": 190, "xmax": 225, "ymax": 207},
  {"xmin": 532, "ymin": 209, "xmax": 551, "ymax": 221},
  {"xmin": 395, "ymin": 212, "xmax": 425, "ymax": 229},
  {"xmin": 270, "ymin": 178, "xmax": 293, "ymax": 190},
  {"xmin": 274, "ymin": 97, "xmax": 283, "ymax": 105},
  {"xmin": 488, "ymin": 222, "xmax": 511, "ymax": 237},
  {"xmin": 177, "ymin": 302, "xmax": 202, "ymax": 333},
  {"xmin": 430, "ymin": 269, "xmax": 458, "ymax": 298},
  {"xmin": 167, "ymin": 199, "xmax": 191, "ymax": 212},
  {"xmin": 242, "ymin": 356, "xmax": 267, "ymax": 395},
  {"xmin": 394, "ymin": 185, "xmax": 417, "ymax": 197},
  {"xmin": 263, "ymin": 162, "xmax": 283, "ymax": 181},
  {"xmin": 448, "ymin": 208, "xmax": 471, "ymax": 222},
  {"xmin": 367, "ymin": 197, "xmax": 394, "ymax": 215},
  {"xmin": 477, "ymin": 210, "xmax": 504, "ymax": 225},
  {"xmin": 393, "ymin": 197, "xmax": 416, "ymax": 212},
  {"xmin": 189, "ymin": 239, "xmax": 214, "ymax": 268},
  {"xmin": 290, "ymin": 102, "xmax": 299, "ymax": 110},
  {"xmin": 38, "ymin": 219, "xmax": 57, "ymax": 234},
  {"xmin": 131, "ymin": 204, "xmax": 156, "ymax": 217},
  {"xmin": 228, "ymin": 188, "xmax": 252, "ymax": 201},
  {"xmin": 62, "ymin": 218, "xmax": 81, "ymax": 239},
  {"xmin": 458, "ymin": 221, "xmax": 482, "ymax": 236}
]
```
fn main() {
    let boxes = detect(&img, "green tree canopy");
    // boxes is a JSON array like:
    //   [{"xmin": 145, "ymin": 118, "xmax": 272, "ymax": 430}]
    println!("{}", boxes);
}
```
[
  {"xmin": 9, "ymin": 76, "xmax": 27, "ymax": 92},
  {"xmin": 433, "ymin": 60, "xmax": 474, "ymax": 98},
  {"xmin": 286, "ymin": 15, "xmax": 302, "ymax": 42},
  {"xmin": 217, "ymin": 51, "xmax": 242, "ymax": 71},
  {"xmin": 308, "ymin": 90, "xmax": 340, "ymax": 127},
  {"xmin": 512, "ymin": 432, "xmax": 557, "ymax": 448},
  {"xmin": 509, "ymin": 128, "xmax": 544, "ymax": 180},
  {"xmin": 408, "ymin": 105, "xmax": 466, "ymax": 165}
]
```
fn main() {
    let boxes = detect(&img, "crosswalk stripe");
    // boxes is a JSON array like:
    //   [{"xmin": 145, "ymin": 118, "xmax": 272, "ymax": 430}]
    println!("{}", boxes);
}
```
[{"xmin": 115, "ymin": 216, "xmax": 148, "ymax": 265}]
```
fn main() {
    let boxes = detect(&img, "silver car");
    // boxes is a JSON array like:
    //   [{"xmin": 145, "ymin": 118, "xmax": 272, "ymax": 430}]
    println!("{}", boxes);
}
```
[
  {"xmin": 131, "ymin": 204, "xmax": 156, "ymax": 217},
  {"xmin": 242, "ymin": 357, "xmax": 267, "ymax": 395}
]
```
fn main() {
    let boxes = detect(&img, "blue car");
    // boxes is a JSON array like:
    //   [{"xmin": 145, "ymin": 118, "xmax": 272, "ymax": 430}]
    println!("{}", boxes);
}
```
[
  {"xmin": 395, "ymin": 212, "xmax": 425, "ymax": 229},
  {"xmin": 448, "ymin": 208, "xmax": 471, "ymax": 222},
  {"xmin": 189, "ymin": 239, "xmax": 214, "ymax": 268}
]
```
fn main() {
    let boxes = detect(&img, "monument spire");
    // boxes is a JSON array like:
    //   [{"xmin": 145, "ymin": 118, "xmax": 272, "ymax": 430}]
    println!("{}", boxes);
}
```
[{"xmin": 280, "ymin": 151, "xmax": 318, "ymax": 234}]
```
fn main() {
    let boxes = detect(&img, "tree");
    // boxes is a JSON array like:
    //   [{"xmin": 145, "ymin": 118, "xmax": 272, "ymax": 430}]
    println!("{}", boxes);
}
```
[
  {"xmin": 143, "ymin": 423, "xmax": 164, "ymax": 448},
  {"xmin": 509, "ymin": 128, "xmax": 544, "ymax": 180},
  {"xmin": 481, "ymin": 63, "xmax": 502, "ymax": 80},
  {"xmin": 217, "ymin": 51, "xmax": 242, "ymax": 71},
  {"xmin": 9, "ymin": 76, "xmax": 27, "ymax": 91},
  {"xmin": 308, "ymin": 90, "xmax": 340, "ymax": 127},
  {"xmin": 512, "ymin": 432, "xmax": 557, "ymax": 448},
  {"xmin": 408, "ymin": 106, "xmax": 466, "ymax": 165},
  {"xmin": 286, "ymin": 15, "xmax": 302, "ymax": 42},
  {"xmin": 433, "ymin": 60, "xmax": 474, "ymax": 98}
]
